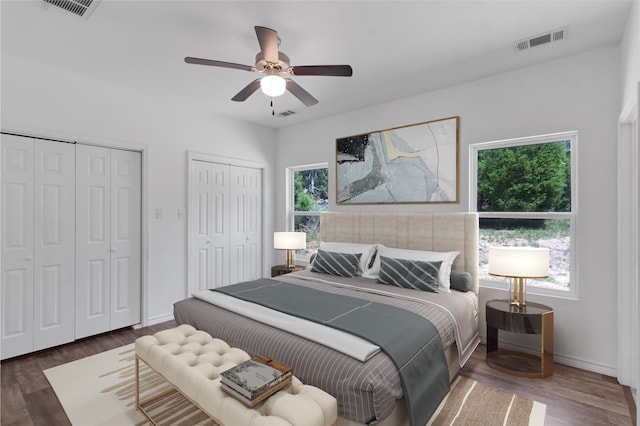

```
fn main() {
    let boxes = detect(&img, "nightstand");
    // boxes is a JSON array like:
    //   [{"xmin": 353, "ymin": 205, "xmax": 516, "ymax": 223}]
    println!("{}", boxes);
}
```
[
  {"xmin": 485, "ymin": 299, "xmax": 554, "ymax": 378},
  {"xmin": 271, "ymin": 265, "xmax": 305, "ymax": 277}
]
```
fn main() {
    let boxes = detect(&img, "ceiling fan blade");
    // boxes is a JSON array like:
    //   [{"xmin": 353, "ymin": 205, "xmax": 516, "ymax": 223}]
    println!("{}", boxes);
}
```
[
  {"xmin": 286, "ymin": 79, "xmax": 318, "ymax": 106},
  {"xmin": 254, "ymin": 26, "xmax": 279, "ymax": 63},
  {"xmin": 231, "ymin": 79, "xmax": 262, "ymax": 102},
  {"xmin": 289, "ymin": 65, "xmax": 353, "ymax": 77},
  {"xmin": 185, "ymin": 57, "xmax": 254, "ymax": 72}
]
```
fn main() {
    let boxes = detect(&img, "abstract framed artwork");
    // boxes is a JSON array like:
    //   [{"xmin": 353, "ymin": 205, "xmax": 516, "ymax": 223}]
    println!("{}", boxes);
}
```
[{"xmin": 336, "ymin": 116, "xmax": 459, "ymax": 204}]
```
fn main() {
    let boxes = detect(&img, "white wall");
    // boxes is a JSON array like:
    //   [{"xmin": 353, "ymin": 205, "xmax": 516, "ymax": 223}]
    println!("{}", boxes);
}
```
[
  {"xmin": 619, "ymin": 0, "xmax": 640, "ymax": 407},
  {"xmin": 0, "ymin": 54, "xmax": 277, "ymax": 324},
  {"xmin": 621, "ymin": 0, "xmax": 640, "ymax": 110},
  {"xmin": 275, "ymin": 45, "xmax": 621, "ymax": 375}
]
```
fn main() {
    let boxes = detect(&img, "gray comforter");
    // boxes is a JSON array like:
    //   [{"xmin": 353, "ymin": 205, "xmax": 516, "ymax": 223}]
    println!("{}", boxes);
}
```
[{"xmin": 173, "ymin": 270, "xmax": 479, "ymax": 424}]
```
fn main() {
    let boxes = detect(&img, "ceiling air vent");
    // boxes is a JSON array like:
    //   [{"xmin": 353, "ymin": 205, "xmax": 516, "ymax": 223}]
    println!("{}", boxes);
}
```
[
  {"xmin": 513, "ymin": 27, "xmax": 567, "ymax": 52},
  {"xmin": 42, "ymin": 0, "xmax": 101, "ymax": 19},
  {"xmin": 277, "ymin": 110, "xmax": 297, "ymax": 118}
]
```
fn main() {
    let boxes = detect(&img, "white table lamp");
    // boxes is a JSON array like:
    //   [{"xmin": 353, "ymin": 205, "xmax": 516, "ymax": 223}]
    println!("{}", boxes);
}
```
[
  {"xmin": 274, "ymin": 232, "xmax": 306, "ymax": 271},
  {"xmin": 488, "ymin": 246, "xmax": 550, "ymax": 307}
]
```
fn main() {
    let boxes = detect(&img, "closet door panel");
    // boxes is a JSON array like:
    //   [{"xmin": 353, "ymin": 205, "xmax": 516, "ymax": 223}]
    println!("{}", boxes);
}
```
[
  {"xmin": 110, "ymin": 149, "xmax": 141, "ymax": 329},
  {"xmin": 229, "ymin": 167, "xmax": 246, "ymax": 284},
  {"xmin": 191, "ymin": 161, "xmax": 213, "ymax": 292},
  {"xmin": 1, "ymin": 136, "xmax": 34, "ymax": 358},
  {"xmin": 245, "ymin": 168, "xmax": 262, "ymax": 281},
  {"xmin": 230, "ymin": 166, "xmax": 262, "ymax": 284},
  {"xmin": 76, "ymin": 145, "xmax": 111, "ymax": 339},
  {"xmin": 189, "ymin": 159, "xmax": 262, "ymax": 293},
  {"xmin": 33, "ymin": 140, "xmax": 75, "ymax": 350},
  {"xmin": 210, "ymin": 163, "xmax": 230, "ymax": 288}
]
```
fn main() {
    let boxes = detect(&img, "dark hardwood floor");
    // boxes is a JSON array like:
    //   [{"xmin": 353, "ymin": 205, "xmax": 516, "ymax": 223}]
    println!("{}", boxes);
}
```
[
  {"xmin": 1, "ymin": 321, "xmax": 177, "ymax": 426},
  {"xmin": 1, "ymin": 321, "xmax": 636, "ymax": 425},
  {"xmin": 458, "ymin": 345, "xmax": 636, "ymax": 426}
]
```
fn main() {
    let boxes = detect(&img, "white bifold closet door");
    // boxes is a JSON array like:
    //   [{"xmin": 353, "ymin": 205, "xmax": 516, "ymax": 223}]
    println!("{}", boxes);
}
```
[
  {"xmin": 75, "ymin": 145, "xmax": 141, "ymax": 339},
  {"xmin": 1, "ymin": 135, "xmax": 75, "ymax": 359},
  {"xmin": 190, "ymin": 160, "xmax": 262, "ymax": 293},
  {"xmin": 229, "ymin": 165, "xmax": 262, "ymax": 284}
]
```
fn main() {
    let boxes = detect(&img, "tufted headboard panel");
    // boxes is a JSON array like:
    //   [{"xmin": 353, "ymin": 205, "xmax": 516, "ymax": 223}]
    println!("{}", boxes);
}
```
[{"xmin": 320, "ymin": 212, "xmax": 479, "ymax": 294}]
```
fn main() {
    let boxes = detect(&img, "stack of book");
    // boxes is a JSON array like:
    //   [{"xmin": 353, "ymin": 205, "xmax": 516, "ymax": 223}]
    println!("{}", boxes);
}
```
[{"xmin": 220, "ymin": 355, "xmax": 293, "ymax": 407}]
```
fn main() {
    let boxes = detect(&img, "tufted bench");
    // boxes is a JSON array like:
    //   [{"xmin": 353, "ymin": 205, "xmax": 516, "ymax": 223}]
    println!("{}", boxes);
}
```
[{"xmin": 134, "ymin": 324, "xmax": 337, "ymax": 426}]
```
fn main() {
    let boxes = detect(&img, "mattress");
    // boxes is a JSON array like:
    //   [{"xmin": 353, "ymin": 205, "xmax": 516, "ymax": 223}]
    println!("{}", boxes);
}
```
[{"xmin": 173, "ymin": 270, "xmax": 479, "ymax": 424}]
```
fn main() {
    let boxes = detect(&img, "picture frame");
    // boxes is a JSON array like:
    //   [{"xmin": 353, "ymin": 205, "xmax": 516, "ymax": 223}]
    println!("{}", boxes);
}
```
[{"xmin": 336, "ymin": 116, "xmax": 459, "ymax": 204}]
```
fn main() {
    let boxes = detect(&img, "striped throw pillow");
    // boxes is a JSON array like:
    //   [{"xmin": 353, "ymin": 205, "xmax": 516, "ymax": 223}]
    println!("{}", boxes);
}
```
[
  {"xmin": 377, "ymin": 256, "xmax": 441, "ymax": 292},
  {"xmin": 311, "ymin": 249, "xmax": 362, "ymax": 278}
]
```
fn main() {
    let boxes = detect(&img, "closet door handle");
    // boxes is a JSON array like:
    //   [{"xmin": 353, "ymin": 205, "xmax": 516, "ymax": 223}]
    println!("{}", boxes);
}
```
[
  {"xmin": 25, "ymin": 256, "xmax": 33, "ymax": 261},
  {"xmin": 110, "ymin": 248, "xmax": 117, "ymax": 252}
]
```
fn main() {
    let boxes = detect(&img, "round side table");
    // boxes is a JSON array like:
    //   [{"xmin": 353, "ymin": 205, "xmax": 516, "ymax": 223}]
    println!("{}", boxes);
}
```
[
  {"xmin": 485, "ymin": 299, "xmax": 554, "ymax": 378},
  {"xmin": 270, "ymin": 264, "xmax": 304, "ymax": 277}
]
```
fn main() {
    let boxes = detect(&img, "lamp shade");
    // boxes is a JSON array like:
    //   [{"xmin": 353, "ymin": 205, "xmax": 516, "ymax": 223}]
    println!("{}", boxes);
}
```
[
  {"xmin": 488, "ymin": 246, "xmax": 549, "ymax": 278},
  {"xmin": 274, "ymin": 232, "xmax": 306, "ymax": 250},
  {"xmin": 260, "ymin": 75, "xmax": 286, "ymax": 97}
]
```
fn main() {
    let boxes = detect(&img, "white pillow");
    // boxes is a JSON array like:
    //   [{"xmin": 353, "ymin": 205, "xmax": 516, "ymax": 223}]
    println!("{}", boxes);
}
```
[
  {"xmin": 370, "ymin": 245, "xmax": 459, "ymax": 292},
  {"xmin": 316, "ymin": 242, "xmax": 378, "ymax": 276}
]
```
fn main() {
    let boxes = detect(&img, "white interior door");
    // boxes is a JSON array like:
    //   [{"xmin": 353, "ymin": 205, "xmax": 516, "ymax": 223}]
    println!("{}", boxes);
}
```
[
  {"xmin": 245, "ymin": 167, "xmax": 262, "ymax": 281},
  {"xmin": 1, "ymin": 135, "xmax": 35, "ymax": 358},
  {"xmin": 109, "ymin": 149, "xmax": 141, "ymax": 330},
  {"xmin": 191, "ymin": 160, "xmax": 212, "ymax": 292},
  {"xmin": 229, "ymin": 166, "xmax": 247, "ymax": 284},
  {"xmin": 76, "ymin": 145, "xmax": 141, "ymax": 337},
  {"xmin": 190, "ymin": 160, "xmax": 230, "ymax": 292},
  {"xmin": 229, "ymin": 165, "xmax": 262, "ymax": 283},
  {"xmin": 76, "ymin": 145, "xmax": 111, "ymax": 338},
  {"xmin": 33, "ymin": 139, "xmax": 75, "ymax": 351},
  {"xmin": 1, "ymin": 135, "xmax": 75, "ymax": 359},
  {"xmin": 189, "ymin": 159, "xmax": 262, "ymax": 294}
]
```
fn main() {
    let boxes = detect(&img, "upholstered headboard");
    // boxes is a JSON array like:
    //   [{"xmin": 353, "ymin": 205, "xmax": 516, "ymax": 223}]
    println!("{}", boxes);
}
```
[{"xmin": 320, "ymin": 212, "xmax": 479, "ymax": 294}]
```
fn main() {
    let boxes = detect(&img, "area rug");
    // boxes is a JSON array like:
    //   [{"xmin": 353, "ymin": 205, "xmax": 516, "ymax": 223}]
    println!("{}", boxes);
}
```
[{"xmin": 44, "ymin": 344, "xmax": 546, "ymax": 425}]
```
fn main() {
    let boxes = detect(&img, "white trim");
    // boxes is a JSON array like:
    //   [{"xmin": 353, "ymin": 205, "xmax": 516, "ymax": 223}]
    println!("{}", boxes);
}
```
[
  {"xmin": 469, "ymin": 131, "xmax": 578, "ymax": 300},
  {"xmin": 286, "ymin": 162, "xmax": 329, "ymax": 262},
  {"xmin": 140, "ymin": 145, "xmax": 150, "ymax": 327},
  {"xmin": 0, "ymin": 127, "xmax": 147, "ymax": 152},
  {"xmin": 286, "ymin": 161, "xmax": 329, "ymax": 230},
  {"xmin": 186, "ymin": 151, "xmax": 267, "ymax": 295},
  {"xmin": 0, "ymin": 129, "xmax": 150, "ymax": 329},
  {"xmin": 617, "ymin": 95, "xmax": 638, "ymax": 388},
  {"xmin": 480, "ymin": 337, "xmax": 617, "ymax": 377},
  {"xmin": 188, "ymin": 150, "xmax": 266, "ymax": 170},
  {"xmin": 141, "ymin": 313, "xmax": 175, "ymax": 327},
  {"xmin": 480, "ymin": 278, "xmax": 577, "ymax": 301}
]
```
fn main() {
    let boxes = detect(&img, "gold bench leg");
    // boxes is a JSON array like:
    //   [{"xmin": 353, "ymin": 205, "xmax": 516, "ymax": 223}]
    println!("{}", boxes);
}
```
[
  {"xmin": 134, "ymin": 355, "xmax": 224, "ymax": 425},
  {"xmin": 136, "ymin": 355, "xmax": 174, "ymax": 426}
]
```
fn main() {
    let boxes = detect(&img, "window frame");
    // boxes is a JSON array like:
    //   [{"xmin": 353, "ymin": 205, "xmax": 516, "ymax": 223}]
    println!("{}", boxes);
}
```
[
  {"xmin": 286, "ymin": 162, "xmax": 329, "ymax": 262},
  {"xmin": 469, "ymin": 131, "xmax": 578, "ymax": 300}
]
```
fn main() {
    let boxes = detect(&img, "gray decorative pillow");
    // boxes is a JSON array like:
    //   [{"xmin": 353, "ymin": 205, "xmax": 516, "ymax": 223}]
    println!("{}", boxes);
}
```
[
  {"xmin": 311, "ymin": 249, "xmax": 362, "ymax": 278},
  {"xmin": 450, "ymin": 270, "xmax": 472, "ymax": 292},
  {"xmin": 377, "ymin": 256, "xmax": 441, "ymax": 292}
]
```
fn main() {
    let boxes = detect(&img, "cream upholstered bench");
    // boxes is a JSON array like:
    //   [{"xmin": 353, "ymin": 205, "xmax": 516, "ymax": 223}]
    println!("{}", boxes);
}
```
[{"xmin": 134, "ymin": 324, "xmax": 337, "ymax": 426}]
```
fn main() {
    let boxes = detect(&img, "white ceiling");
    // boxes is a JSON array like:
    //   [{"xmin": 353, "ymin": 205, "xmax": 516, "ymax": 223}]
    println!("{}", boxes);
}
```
[{"xmin": 1, "ymin": 0, "xmax": 632, "ymax": 129}]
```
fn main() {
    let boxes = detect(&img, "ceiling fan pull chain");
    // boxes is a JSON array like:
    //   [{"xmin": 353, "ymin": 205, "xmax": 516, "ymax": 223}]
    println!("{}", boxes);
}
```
[{"xmin": 271, "ymin": 98, "xmax": 275, "ymax": 116}]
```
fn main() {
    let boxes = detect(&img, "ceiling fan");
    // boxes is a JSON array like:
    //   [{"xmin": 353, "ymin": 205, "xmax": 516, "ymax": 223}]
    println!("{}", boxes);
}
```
[{"xmin": 184, "ymin": 26, "xmax": 353, "ymax": 107}]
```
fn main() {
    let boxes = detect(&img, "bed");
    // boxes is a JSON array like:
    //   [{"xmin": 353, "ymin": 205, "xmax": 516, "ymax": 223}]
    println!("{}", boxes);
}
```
[{"xmin": 174, "ymin": 212, "xmax": 480, "ymax": 426}]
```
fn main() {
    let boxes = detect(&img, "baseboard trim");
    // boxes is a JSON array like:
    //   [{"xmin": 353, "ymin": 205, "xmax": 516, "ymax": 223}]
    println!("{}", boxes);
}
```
[
  {"xmin": 480, "ymin": 337, "xmax": 618, "ymax": 378},
  {"xmin": 141, "ymin": 313, "xmax": 175, "ymax": 327}
]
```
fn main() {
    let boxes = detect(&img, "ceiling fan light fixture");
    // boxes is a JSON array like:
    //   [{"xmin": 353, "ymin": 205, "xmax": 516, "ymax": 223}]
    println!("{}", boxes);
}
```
[{"xmin": 260, "ymin": 75, "xmax": 286, "ymax": 97}]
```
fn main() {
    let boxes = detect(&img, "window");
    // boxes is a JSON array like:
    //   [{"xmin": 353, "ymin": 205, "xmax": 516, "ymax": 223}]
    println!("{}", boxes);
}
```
[
  {"xmin": 287, "ymin": 163, "xmax": 328, "ymax": 259},
  {"xmin": 470, "ymin": 132, "xmax": 577, "ymax": 297}
]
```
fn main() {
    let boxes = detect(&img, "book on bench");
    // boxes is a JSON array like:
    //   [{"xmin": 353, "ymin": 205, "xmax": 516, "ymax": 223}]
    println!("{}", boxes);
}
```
[{"xmin": 220, "ymin": 355, "xmax": 292, "ymax": 407}]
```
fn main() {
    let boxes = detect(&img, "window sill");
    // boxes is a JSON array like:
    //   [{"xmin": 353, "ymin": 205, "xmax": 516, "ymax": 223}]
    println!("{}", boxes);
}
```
[{"xmin": 480, "ymin": 278, "xmax": 578, "ymax": 301}]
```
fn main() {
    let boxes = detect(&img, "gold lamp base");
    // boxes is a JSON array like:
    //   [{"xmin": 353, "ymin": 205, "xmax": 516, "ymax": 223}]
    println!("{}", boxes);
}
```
[
  {"xmin": 510, "ymin": 276, "xmax": 527, "ymax": 307},
  {"xmin": 285, "ymin": 249, "xmax": 295, "ymax": 271}
]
